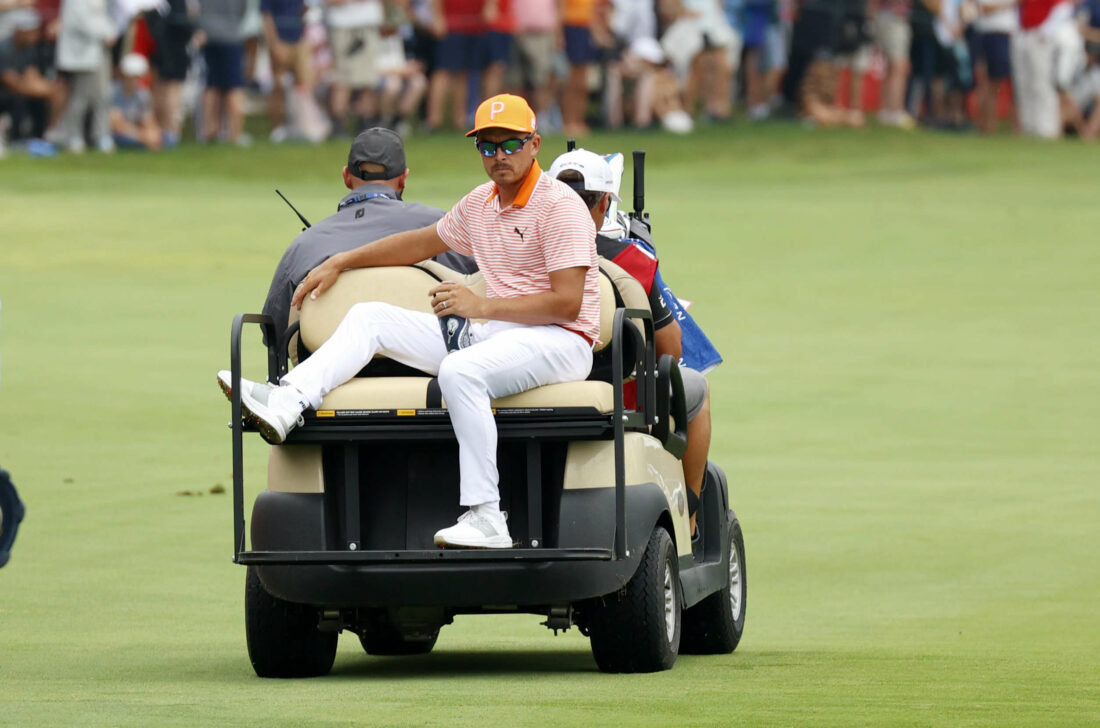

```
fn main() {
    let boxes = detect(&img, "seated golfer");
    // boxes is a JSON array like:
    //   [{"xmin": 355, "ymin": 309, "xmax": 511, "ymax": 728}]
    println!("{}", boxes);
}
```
[
  {"xmin": 219, "ymin": 94, "xmax": 599, "ymax": 549},
  {"xmin": 549, "ymin": 149, "xmax": 713, "ymax": 540}
]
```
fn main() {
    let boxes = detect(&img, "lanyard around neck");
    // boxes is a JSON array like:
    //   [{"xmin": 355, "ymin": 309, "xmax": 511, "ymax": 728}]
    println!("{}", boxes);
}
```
[{"xmin": 337, "ymin": 191, "xmax": 393, "ymax": 212}]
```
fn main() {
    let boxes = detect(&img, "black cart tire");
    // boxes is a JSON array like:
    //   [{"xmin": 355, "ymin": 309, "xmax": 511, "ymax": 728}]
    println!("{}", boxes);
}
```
[
  {"xmin": 245, "ymin": 566, "xmax": 338, "ymax": 678},
  {"xmin": 681, "ymin": 514, "xmax": 746, "ymax": 654},
  {"xmin": 587, "ymin": 526, "xmax": 681, "ymax": 673},
  {"xmin": 359, "ymin": 613, "xmax": 438, "ymax": 656}
]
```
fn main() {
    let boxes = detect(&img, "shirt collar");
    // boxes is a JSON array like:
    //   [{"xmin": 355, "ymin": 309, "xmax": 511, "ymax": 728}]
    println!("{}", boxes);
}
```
[{"xmin": 488, "ymin": 160, "xmax": 542, "ymax": 209}]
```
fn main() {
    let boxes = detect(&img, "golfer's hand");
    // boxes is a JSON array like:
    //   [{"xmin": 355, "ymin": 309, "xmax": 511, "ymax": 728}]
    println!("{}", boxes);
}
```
[
  {"xmin": 429, "ymin": 282, "xmax": 483, "ymax": 318},
  {"xmin": 293, "ymin": 257, "xmax": 343, "ymax": 309}
]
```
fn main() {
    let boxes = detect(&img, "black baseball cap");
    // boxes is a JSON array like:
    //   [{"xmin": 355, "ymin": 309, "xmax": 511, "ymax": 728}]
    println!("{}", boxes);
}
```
[{"xmin": 347, "ymin": 127, "xmax": 406, "ymax": 181}]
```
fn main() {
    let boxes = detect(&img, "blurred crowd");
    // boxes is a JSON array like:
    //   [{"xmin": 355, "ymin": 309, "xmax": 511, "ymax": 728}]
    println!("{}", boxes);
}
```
[{"xmin": 2, "ymin": 0, "xmax": 1100, "ymax": 157}]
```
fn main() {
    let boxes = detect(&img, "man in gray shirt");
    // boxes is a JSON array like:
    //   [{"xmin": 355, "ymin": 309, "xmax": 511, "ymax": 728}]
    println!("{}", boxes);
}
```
[{"xmin": 262, "ymin": 127, "xmax": 475, "ymax": 343}]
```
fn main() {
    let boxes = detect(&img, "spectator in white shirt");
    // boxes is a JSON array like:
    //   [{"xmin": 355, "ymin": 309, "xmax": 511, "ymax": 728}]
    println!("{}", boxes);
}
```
[{"xmin": 54, "ymin": 0, "xmax": 116, "ymax": 152}]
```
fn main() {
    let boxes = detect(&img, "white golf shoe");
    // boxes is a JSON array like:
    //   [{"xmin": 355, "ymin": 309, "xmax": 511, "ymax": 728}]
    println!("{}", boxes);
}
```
[
  {"xmin": 434, "ymin": 508, "xmax": 512, "ymax": 549},
  {"xmin": 217, "ymin": 371, "xmax": 306, "ymax": 443}
]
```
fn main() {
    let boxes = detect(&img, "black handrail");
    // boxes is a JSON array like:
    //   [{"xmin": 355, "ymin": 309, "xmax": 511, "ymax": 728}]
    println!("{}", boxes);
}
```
[
  {"xmin": 610, "ymin": 310, "xmax": 628, "ymax": 560},
  {"xmin": 652, "ymin": 354, "xmax": 689, "ymax": 459},
  {"xmin": 609, "ymin": 308, "xmax": 654, "ymax": 559},
  {"xmin": 230, "ymin": 313, "xmax": 277, "ymax": 562},
  {"xmin": 277, "ymin": 320, "xmax": 300, "ymax": 377}
]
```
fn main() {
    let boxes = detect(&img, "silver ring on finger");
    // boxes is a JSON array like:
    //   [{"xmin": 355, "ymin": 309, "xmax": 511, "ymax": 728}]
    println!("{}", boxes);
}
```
[{"xmin": 443, "ymin": 300, "xmax": 448, "ymax": 309}]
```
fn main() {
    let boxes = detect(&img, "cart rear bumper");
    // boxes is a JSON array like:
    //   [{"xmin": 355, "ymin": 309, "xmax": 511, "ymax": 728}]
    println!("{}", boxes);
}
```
[
  {"xmin": 251, "ymin": 554, "xmax": 642, "ymax": 609},
  {"xmin": 244, "ymin": 486, "xmax": 674, "ymax": 608}
]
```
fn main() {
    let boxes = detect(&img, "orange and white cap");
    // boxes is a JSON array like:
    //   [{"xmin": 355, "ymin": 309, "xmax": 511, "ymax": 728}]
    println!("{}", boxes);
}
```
[{"xmin": 466, "ymin": 94, "xmax": 538, "ymax": 137}]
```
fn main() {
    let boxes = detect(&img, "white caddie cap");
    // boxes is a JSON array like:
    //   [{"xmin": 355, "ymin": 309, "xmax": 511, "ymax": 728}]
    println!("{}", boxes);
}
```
[
  {"xmin": 120, "ymin": 53, "xmax": 149, "ymax": 78},
  {"xmin": 548, "ymin": 149, "xmax": 622, "ymax": 204}
]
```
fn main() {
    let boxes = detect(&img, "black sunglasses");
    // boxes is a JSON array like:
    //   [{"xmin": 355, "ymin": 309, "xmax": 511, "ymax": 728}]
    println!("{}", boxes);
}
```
[{"xmin": 475, "ymin": 133, "xmax": 534, "ymax": 157}]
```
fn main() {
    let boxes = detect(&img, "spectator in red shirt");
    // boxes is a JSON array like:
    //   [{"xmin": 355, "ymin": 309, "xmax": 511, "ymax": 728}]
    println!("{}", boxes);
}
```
[
  {"xmin": 425, "ymin": 0, "xmax": 485, "ymax": 131},
  {"xmin": 1013, "ymin": 0, "xmax": 1073, "ymax": 137},
  {"xmin": 480, "ymin": 0, "xmax": 513, "ymax": 98}
]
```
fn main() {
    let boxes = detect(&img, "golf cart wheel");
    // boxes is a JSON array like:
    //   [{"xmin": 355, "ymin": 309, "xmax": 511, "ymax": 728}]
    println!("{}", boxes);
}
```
[
  {"xmin": 680, "ymin": 514, "xmax": 746, "ymax": 655},
  {"xmin": 587, "ymin": 526, "xmax": 681, "ymax": 673},
  {"xmin": 245, "ymin": 566, "xmax": 338, "ymax": 678},
  {"xmin": 359, "ymin": 613, "xmax": 438, "ymax": 656}
]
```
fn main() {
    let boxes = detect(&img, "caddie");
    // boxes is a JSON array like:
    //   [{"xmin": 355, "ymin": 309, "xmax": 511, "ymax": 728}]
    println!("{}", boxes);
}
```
[
  {"xmin": 219, "ymin": 94, "xmax": 599, "ymax": 549},
  {"xmin": 261, "ymin": 126, "xmax": 475, "ymax": 341},
  {"xmin": 550, "ymin": 148, "xmax": 714, "ymax": 542}
]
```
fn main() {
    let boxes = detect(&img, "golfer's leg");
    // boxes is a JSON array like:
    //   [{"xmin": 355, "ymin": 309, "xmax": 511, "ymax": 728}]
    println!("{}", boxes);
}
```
[
  {"xmin": 282, "ymin": 302, "xmax": 446, "ymax": 408},
  {"xmin": 438, "ymin": 325, "xmax": 592, "ymax": 507}
]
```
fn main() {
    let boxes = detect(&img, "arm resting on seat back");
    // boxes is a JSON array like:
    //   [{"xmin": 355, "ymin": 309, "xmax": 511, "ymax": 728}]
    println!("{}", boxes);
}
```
[{"xmin": 292, "ymin": 224, "xmax": 451, "ymax": 308}]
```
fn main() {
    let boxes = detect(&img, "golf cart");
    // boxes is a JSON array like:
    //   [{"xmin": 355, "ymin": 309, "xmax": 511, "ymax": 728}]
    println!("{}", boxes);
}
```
[{"xmin": 224, "ymin": 152, "xmax": 746, "ymax": 676}]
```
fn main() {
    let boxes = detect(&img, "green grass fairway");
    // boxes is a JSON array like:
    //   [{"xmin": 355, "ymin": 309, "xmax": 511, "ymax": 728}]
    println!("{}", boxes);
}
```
[{"xmin": 1, "ymin": 125, "xmax": 1097, "ymax": 727}]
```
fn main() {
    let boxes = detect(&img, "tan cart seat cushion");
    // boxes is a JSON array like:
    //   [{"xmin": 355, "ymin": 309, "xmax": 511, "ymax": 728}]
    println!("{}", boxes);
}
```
[{"xmin": 319, "ymin": 377, "xmax": 614, "ymax": 414}]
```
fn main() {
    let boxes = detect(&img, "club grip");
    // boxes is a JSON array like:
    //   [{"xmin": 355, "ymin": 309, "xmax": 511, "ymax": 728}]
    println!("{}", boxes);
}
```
[
  {"xmin": 632, "ymin": 150, "xmax": 645, "ymax": 215},
  {"xmin": 567, "ymin": 138, "xmax": 576, "ymax": 152}
]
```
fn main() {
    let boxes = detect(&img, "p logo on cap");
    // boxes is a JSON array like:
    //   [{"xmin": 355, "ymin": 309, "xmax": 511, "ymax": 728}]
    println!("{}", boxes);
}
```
[{"xmin": 466, "ymin": 94, "xmax": 538, "ymax": 137}]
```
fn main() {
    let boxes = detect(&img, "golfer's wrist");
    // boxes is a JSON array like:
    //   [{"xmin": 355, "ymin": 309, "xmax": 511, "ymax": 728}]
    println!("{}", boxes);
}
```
[{"xmin": 330, "ymin": 251, "xmax": 351, "ymax": 271}]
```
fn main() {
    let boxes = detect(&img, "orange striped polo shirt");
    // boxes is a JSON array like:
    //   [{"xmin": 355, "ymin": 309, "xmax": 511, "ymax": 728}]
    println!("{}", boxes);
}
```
[{"xmin": 436, "ymin": 160, "xmax": 601, "ymax": 344}]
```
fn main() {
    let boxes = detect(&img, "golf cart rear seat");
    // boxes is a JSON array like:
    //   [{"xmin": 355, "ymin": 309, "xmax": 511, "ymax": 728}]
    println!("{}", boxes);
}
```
[
  {"xmin": 227, "ymin": 256, "xmax": 689, "ymax": 440},
  {"xmin": 292, "ymin": 260, "xmax": 621, "ymax": 418}
]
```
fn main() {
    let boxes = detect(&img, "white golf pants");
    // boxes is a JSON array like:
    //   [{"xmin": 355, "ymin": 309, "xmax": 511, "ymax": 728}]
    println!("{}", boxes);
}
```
[{"xmin": 281, "ymin": 302, "xmax": 593, "ymax": 507}]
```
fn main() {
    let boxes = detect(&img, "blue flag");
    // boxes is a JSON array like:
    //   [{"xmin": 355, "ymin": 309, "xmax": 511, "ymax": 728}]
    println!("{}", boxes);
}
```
[
  {"xmin": 653, "ymin": 269, "xmax": 724, "ymax": 374},
  {"xmin": 621, "ymin": 236, "xmax": 723, "ymax": 374}
]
